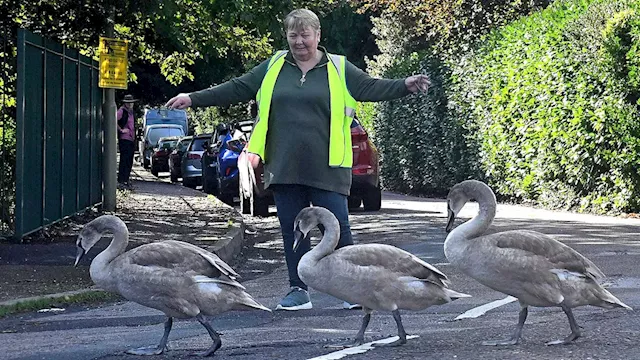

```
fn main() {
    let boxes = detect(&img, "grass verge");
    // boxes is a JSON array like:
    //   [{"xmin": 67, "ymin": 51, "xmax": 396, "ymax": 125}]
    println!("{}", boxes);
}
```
[{"xmin": 0, "ymin": 290, "xmax": 123, "ymax": 318}]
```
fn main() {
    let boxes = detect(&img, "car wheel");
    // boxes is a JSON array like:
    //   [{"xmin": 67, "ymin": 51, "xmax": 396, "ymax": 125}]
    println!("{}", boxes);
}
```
[
  {"xmin": 215, "ymin": 177, "xmax": 233, "ymax": 205},
  {"xmin": 348, "ymin": 196, "xmax": 362, "ymax": 209},
  {"xmin": 362, "ymin": 187, "xmax": 382, "ymax": 211},
  {"xmin": 151, "ymin": 163, "xmax": 159, "ymax": 177},
  {"xmin": 251, "ymin": 188, "xmax": 270, "ymax": 217},
  {"xmin": 183, "ymin": 177, "xmax": 197, "ymax": 189},
  {"xmin": 202, "ymin": 173, "xmax": 218, "ymax": 195},
  {"xmin": 218, "ymin": 193, "xmax": 234, "ymax": 206}
]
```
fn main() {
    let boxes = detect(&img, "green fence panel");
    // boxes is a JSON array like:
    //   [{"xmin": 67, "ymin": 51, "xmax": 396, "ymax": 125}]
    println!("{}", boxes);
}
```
[
  {"xmin": 91, "ymin": 69, "xmax": 102, "ymax": 205},
  {"xmin": 78, "ymin": 63, "xmax": 91, "ymax": 210},
  {"xmin": 62, "ymin": 48, "xmax": 79, "ymax": 218},
  {"xmin": 45, "ymin": 46, "xmax": 64, "ymax": 224},
  {"xmin": 16, "ymin": 30, "xmax": 44, "ymax": 237},
  {"xmin": 15, "ymin": 29, "xmax": 104, "ymax": 240}
]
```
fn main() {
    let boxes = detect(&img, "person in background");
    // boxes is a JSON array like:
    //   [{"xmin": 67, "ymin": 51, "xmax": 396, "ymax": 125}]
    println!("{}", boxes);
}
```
[
  {"xmin": 117, "ymin": 94, "xmax": 138, "ymax": 190},
  {"xmin": 165, "ymin": 9, "xmax": 430, "ymax": 311}
]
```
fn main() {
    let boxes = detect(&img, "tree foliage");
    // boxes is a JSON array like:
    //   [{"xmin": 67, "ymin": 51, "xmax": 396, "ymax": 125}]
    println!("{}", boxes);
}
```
[{"xmin": 350, "ymin": 0, "xmax": 551, "ymax": 54}]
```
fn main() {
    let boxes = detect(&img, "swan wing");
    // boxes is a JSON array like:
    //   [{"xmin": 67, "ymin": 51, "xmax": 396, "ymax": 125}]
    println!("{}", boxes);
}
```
[
  {"xmin": 488, "ymin": 230, "xmax": 605, "ymax": 281},
  {"xmin": 121, "ymin": 240, "xmax": 239, "ymax": 279},
  {"xmin": 333, "ymin": 244, "xmax": 449, "ymax": 286}
]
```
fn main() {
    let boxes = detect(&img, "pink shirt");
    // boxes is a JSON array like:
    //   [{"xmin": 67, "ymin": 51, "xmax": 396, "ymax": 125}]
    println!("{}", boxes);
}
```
[{"xmin": 117, "ymin": 107, "xmax": 135, "ymax": 142}]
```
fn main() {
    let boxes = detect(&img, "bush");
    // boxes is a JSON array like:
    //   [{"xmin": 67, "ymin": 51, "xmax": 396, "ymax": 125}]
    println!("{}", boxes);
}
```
[
  {"xmin": 449, "ymin": 0, "xmax": 640, "ymax": 213},
  {"xmin": 375, "ymin": 0, "xmax": 640, "ymax": 214},
  {"xmin": 601, "ymin": 8, "xmax": 640, "ymax": 102},
  {"xmin": 374, "ymin": 51, "xmax": 482, "ymax": 196}
]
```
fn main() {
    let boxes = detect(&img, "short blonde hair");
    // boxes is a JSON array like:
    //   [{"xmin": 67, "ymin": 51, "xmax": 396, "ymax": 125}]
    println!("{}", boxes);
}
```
[{"xmin": 284, "ymin": 9, "xmax": 320, "ymax": 32}]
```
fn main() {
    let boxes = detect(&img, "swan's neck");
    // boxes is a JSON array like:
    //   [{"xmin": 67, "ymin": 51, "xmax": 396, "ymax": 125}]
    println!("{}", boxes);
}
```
[
  {"xmin": 304, "ymin": 212, "xmax": 341, "ymax": 264},
  {"xmin": 90, "ymin": 221, "xmax": 129, "ymax": 282},
  {"xmin": 445, "ymin": 184, "xmax": 496, "ymax": 255}
]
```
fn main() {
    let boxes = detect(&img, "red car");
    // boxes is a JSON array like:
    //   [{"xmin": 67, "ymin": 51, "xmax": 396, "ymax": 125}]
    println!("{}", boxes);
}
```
[
  {"xmin": 238, "ymin": 119, "xmax": 381, "ymax": 216},
  {"xmin": 150, "ymin": 136, "xmax": 179, "ymax": 177}
]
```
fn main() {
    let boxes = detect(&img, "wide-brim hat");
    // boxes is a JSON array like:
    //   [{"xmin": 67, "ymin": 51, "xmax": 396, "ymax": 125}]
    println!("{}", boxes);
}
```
[{"xmin": 122, "ymin": 94, "xmax": 139, "ymax": 103}]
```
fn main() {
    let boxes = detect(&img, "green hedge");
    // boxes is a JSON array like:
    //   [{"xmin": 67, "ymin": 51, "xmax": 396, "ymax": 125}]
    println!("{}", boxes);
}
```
[
  {"xmin": 373, "ymin": 51, "xmax": 482, "ymax": 196},
  {"xmin": 376, "ymin": 0, "xmax": 640, "ymax": 213}
]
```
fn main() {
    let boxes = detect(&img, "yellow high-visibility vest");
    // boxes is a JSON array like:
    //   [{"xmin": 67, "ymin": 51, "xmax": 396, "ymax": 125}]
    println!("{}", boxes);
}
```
[{"xmin": 247, "ymin": 50, "xmax": 357, "ymax": 168}]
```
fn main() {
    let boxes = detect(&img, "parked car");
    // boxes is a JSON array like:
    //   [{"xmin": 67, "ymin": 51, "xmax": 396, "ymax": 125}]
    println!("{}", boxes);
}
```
[
  {"xmin": 140, "ymin": 124, "xmax": 185, "ymax": 169},
  {"xmin": 138, "ymin": 108, "xmax": 188, "ymax": 167},
  {"xmin": 169, "ymin": 136, "xmax": 192, "ymax": 183},
  {"xmin": 202, "ymin": 122, "xmax": 251, "ymax": 205},
  {"xmin": 181, "ymin": 133, "xmax": 211, "ymax": 188},
  {"xmin": 201, "ymin": 124, "xmax": 229, "ymax": 196},
  {"xmin": 238, "ymin": 119, "xmax": 381, "ymax": 216},
  {"xmin": 347, "ymin": 119, "xmax": 382, "ymax": 211},
  {"xmin": 150, "ymin": 136, "xmax": 179, "ymax": 177}
]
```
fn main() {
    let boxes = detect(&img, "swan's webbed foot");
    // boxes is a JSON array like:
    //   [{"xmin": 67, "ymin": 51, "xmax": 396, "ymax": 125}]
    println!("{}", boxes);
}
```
[
  {"xmin": 372, "ymin": 337, "xmax": 407, "ymax": 347},
  {"xmin": 196, "ymin": 314, "xmax": 222, "ymax": 357},
  {"xmin": 372, "ymin": 310, "xmax": 408, "ymax": 347},
  {"xmin": 324, "ymin": 338, "xmax": 365, "ymax": 349},
  {"xmin": 195, "ymin": 339, "xmax": 222, "ymax": 357},
  {"xmin": 482, "ymin": 303, "xmax": 527, "ymax": 346},
  {"xmin": 125, "ymin": 345, "xmax": 167, "ymax": 356},
  {"xmin": 126, "ymin": 317, "xmax": 173, "ymax": 355},
  {"xmin": 545, "ymin": 302, "xmax": 581, "ymax": 345},
  {"xmin": 324, "ymin": 311, "xmax": 371, "ymax": 349},
  {"xmin": 482, "ymin": 337, "xmax": 519, "ymax": 346},
  {"xmin": 545, "ymin": 331, "xmax": 580, "ymax": 346}
]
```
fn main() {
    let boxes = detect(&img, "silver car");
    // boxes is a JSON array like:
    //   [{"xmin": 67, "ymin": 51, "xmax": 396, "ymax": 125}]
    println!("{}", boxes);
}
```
[
  {"xmin": 181, "ymin": 133, "xmax": 211, "ymax": 188},
  {"xmin": 140, "ymin": 124, "xmax": 185, "ymax": 169}
]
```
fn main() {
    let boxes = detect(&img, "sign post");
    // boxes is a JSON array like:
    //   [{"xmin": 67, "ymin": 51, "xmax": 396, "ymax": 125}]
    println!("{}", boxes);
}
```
[
  {"xmin": 99, "ymin": 37, "xmax": 129, "ymax": 89},
  {"xmin": 99, "ymin": 9, "xmax": 126, "ymax": 212}
]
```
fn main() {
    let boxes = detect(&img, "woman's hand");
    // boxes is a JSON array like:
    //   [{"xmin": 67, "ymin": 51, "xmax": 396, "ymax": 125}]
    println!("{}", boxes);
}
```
[
  {"xmin": 405, "ymin": 74, "xmax": 431, "ymax": 94},
  {"xmin": 165, "ymin": 93, "xmax": 193, "ymax": 109},
  {"xmin": 240, "ymin": 150, "xmax": 261, "ymax": 169}
]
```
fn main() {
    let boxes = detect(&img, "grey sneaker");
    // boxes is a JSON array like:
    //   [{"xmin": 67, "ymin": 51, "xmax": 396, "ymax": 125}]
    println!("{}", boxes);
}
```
[
  {"xmin": 275, "ymin": 287, "xmax": 312, "ymax": 311},
  {"xmin": 343, "ymin": 301, "xmax": 362, "ymax": 310}
]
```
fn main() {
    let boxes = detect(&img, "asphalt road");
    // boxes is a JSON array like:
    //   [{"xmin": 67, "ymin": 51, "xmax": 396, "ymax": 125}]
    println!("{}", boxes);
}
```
[{"xmin": 1, "ymin": 192, "xmax": 639, "ymax": 360}]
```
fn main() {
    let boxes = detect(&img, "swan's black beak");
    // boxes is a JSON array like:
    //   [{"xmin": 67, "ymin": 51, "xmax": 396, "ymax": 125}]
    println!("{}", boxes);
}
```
[
  {"xmin": 74, "ymin": 246, "xmax": 85, "ymax": 267},
  {"xmin": 445, "ymin": 206, "xmax": 455, "ymax": 233},
  {"xmin": 293, "ymin": 225, "xmax": 304, "ymax": 252}
]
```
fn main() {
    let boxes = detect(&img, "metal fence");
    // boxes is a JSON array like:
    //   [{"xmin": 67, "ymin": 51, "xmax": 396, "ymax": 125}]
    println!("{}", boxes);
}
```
[{"xmin": 12, "ymin": 29, "xmax": 104, "ymax": 241}]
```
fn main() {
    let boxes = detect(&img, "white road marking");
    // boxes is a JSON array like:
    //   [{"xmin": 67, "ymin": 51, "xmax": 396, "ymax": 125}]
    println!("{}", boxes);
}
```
[
  {"xmin": 308, "ymin": 335, "xmax": 420, "ymax": 360},
  {"xmin": 454, "ymin": 296, "xmax": 517, "ymax": 320}
]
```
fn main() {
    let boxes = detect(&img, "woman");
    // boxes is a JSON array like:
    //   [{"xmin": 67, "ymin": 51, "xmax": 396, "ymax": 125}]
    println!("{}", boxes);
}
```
[
  {"xmin": 117, "ymin": 94, "xmax": 138, "ymax": 189},
  {"xmin": 166, "ymin": 9, "xmax": 430, "ymax": 311}
]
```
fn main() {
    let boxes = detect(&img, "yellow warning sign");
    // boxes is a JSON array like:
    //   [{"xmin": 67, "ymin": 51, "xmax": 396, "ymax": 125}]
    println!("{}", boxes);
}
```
[{"xmin": 99, "ymin": 37, "xmax": 129, "ymax": 89}]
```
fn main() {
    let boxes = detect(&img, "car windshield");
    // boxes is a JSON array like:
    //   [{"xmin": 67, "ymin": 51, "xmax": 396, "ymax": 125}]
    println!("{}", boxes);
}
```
[
  {"xmin": 177, "ymin": 139, "xmax": 191, "ymax": 152},
  {"xmin": 189, "ymin": 138, "xmax": 209, "ymax": 151},
  {"xmin": 158, "ymin": 140, "xmax": 177, "ymax": 149},
  {"xmin": 148, "ymin": 128, "xmax": 183, "ymax": 145}
]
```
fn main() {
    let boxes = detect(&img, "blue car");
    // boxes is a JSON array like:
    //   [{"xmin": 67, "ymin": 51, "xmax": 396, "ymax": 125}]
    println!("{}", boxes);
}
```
[{"xmin": 201, "ymin": 123, "xmax": 248, "ymax": 205}]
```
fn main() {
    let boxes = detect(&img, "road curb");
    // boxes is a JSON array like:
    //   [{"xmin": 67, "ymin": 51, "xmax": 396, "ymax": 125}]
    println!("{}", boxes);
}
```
[
  {"xmin": 0, "ymin": 196, "xmax": 247, "ymax": 314},
  {"xmin": 0, "ymin": 288, "xmax": 102, "ymax": 307},
  {"xmin": 204, "ymin": 195, "xmax": 247, "ymax": 265},
  {"xmin": 211, "ymin": 220, "xmax": 245, "ymax": 265}
]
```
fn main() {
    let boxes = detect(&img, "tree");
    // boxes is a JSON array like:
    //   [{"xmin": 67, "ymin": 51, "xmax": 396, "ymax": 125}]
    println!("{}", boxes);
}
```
[{"xmin": 350, "ymin": 0, "xmax": 551, "ymax": 55}]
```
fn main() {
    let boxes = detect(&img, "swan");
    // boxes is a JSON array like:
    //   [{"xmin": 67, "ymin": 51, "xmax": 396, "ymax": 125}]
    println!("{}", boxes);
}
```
[
  {"xmin": 294, "ymin": 206, "xmax": 470, "ymax": 347},
  {"xmin": 74, "ymin": 215, "xmax": 270, "ymax": 356},
  {"xmin": 444, "ymin": 180, "xmax": 631, "ymax": 346}
]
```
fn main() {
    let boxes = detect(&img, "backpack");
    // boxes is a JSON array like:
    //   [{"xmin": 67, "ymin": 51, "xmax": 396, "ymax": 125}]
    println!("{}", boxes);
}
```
[{"xmin": 118, "ymin": 109, "xmax": 129, "ymax": 128}]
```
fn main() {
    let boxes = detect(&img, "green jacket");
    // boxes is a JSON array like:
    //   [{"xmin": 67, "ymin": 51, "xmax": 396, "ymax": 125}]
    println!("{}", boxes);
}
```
[
  {"xmin": 189, "ymin": 48, "xmax": 409, "ymax": 195},
  {"xmin": 249, "ymin": 50, "xmax": 357, "ymax": 168}
]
